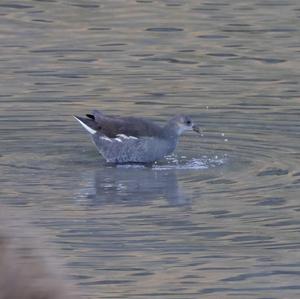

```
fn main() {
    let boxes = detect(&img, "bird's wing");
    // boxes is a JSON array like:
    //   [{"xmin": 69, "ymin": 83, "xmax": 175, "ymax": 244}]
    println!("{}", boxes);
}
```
[{"xmin": 84, "ymin": 110, "xmax": 163, "ymax": 138}]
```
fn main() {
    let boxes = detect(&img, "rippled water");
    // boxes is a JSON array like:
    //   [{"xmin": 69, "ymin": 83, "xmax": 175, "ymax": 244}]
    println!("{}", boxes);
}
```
[{"xmin": 1, "ymin": 0, "xmax": 300, "ymax": 298}]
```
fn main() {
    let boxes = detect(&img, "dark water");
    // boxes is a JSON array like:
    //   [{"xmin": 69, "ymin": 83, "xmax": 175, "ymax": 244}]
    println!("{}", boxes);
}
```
[{"xmin": 1, "ymin": 1, "xmax": 300, "ymax": 298}]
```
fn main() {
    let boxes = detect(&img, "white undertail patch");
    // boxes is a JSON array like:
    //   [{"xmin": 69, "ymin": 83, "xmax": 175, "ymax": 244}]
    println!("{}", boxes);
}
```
[{"xmin": 74, "ymin": 116, "xmax": 97, "ymax": 135}]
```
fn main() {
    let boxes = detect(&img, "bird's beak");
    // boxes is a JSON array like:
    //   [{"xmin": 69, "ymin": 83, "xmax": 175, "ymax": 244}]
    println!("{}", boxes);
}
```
[{"xmin": 192, "ymin": 124, "xmax": 201, "ymax": 133}]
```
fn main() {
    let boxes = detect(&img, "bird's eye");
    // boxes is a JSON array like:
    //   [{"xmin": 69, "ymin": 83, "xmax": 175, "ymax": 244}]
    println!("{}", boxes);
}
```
[{"xmin": 186, "ymin": 120, "xmax": 191, "ymax": 125}]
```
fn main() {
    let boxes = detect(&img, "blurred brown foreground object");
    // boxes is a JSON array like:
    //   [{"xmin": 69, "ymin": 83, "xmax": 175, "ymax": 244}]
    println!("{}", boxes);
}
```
[{"xmin": 0, "ymin": 208, "xmax": 80, "ymax": 299}]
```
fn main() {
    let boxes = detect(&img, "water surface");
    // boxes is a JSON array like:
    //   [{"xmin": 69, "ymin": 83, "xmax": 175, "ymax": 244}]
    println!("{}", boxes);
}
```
[{"xmin": 1, "ymin": 1, "xmax": 300, "ymax": 298}]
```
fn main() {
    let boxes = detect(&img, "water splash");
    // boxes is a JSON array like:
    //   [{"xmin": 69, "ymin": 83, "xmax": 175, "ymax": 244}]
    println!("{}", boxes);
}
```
[{"xmin": 153, "ymin": 154, "xmax": 227, "ymax": 170}]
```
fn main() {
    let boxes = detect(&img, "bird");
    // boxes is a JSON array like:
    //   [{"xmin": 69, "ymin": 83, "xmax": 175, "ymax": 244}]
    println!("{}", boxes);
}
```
[{"xmin": 74, "ymin": 110, "xmax": 200, "ymax": 164}]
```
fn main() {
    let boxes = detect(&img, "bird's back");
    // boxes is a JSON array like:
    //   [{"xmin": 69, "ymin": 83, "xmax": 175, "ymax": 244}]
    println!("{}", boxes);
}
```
[{"xmin": 86, "ymin": 111, "xmax": 164, "ymax": 138}]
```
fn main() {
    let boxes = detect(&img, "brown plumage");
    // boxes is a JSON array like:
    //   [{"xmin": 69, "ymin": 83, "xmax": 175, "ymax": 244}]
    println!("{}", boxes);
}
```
[{"xmin": 76, "ymin": 110, "xmax": 164, "ymax": 138}]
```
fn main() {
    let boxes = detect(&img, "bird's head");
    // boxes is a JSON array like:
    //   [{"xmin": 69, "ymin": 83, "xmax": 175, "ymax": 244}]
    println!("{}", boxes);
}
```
[{"xmin": 168, "ymin": 114, "xmax": 201, "ymax": 136}]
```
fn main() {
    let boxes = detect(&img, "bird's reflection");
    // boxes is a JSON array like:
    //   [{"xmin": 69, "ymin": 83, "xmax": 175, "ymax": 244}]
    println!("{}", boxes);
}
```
[{"xmin": 77, "ymin": 166, "xmax": 189, "ymax": 206}]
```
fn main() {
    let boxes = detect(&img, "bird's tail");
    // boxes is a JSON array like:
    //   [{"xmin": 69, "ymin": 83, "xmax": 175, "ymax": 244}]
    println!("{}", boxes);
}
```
[{"xmin": 73, "ymin": 115, "xmax": 97, "ymax": 135}]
